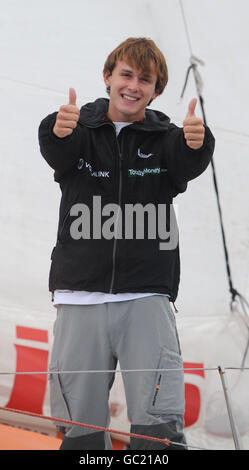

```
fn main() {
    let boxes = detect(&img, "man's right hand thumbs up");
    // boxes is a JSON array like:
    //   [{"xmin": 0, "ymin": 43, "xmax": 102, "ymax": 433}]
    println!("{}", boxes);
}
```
[
  {"xmin": 69, "ymin": 87, "xmax": 77, "ymax": 106},
  {"xmin": 53, "ymin": 88, "xmax": 80, "ymax": 138}
]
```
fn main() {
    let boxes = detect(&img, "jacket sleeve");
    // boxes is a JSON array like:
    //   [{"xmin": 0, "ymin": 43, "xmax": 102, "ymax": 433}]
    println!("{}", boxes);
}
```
[
  {"xmin": 165, "ymin": 124, "xmax": 215, "ymax": 190},
  {"xmin": 38, "ymin": 112, "xmax": 83, "ymax": 179}
]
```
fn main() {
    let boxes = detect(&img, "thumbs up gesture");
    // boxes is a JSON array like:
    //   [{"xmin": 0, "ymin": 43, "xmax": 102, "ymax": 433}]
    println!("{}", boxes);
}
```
[
  {"xmin": 183, "ymin": 98, "xmax": 205, "ymax": 149},
  {"xmin": 53, "ymin": 88, "xmax": 80, "ymax": 138}
]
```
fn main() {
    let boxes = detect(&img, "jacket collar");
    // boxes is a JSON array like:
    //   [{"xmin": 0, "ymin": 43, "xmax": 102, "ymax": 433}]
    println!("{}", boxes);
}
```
[{"xmin": 78, "ymin": 98, "xmax": 171, "ymax": 132}]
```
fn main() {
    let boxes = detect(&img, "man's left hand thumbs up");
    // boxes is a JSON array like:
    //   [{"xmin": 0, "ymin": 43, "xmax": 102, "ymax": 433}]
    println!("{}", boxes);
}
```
[{"xmin": 183, "ymin": 98, "xmax": 205, "ymax": 149}]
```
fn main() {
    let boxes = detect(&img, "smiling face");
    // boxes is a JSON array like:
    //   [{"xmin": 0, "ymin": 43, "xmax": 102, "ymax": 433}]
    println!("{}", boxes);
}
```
[{"xmin": 104, "ymin": 60, "xmax": 158, "ymax": 122}]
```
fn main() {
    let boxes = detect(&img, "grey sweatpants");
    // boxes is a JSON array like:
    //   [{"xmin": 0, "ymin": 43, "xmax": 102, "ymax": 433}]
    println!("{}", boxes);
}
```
[{"xmin": 49, "ymin": 295, "xmax": 186, "ymax": 450}]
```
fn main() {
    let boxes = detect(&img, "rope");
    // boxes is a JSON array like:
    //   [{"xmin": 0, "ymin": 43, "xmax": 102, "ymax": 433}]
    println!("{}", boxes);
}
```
[
  {"xmin": 179, "ymin": 0, "xmax": 238, "ymax": 308},
  {"xmin": 179, "ymin": 0, "xmax": 194, "ymax": 55},
  {"xmin": 178, "ymin": 0, "xmax": 249, "ymax": 369},
  {"xmin": 1, "ymin": 366, "xmax": 249, "ymax": 376},
  {"xmin": 1, "ymin": 365, "xmax": 247, "ymax": 450},
  {"xmin": 0, "ymin": 405, "xmax": 207, "ymax": 450}
]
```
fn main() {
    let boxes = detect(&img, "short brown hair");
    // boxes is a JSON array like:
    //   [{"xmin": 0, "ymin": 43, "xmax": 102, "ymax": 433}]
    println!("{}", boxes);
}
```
[{"xmin": 103, "ymin": 37, "xmax": 168, "ymax": 96}]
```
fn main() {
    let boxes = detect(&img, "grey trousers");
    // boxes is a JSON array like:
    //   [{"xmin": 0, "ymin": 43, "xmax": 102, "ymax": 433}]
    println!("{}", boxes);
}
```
[{"xmin": 49, "ymin": 295, "xmax": 187, "ymax": 450}]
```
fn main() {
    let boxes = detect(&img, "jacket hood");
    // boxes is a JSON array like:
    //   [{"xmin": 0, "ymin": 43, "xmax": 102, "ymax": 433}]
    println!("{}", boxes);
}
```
[{"xmin": 78, "ymin": 98, "xmax": 171, "ymax": 132}]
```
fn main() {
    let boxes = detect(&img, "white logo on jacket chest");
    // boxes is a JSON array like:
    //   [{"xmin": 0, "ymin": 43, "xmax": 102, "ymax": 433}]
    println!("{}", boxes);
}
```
[
  {"xmin": 137, "ymin": 148, "xmax": 154, "ymax": 159},
  {"xmin": 77, "ymin": 158, "xmax": 109, "ymax": 178},
  {"xmin": 77, "ymin": 158, "xmax": 84, "ymax": 169}
]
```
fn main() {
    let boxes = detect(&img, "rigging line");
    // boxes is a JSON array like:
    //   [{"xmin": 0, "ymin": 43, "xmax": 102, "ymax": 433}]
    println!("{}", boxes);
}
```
[
  {"xmin": 2, "ymin": 72, "xmax": 249, "ymax": 139},
  {"xmin": 197, "ymin": 95, "xmax": 236, "ymax": 304},
  {"xmin": 0, "ymin": 405, "xmax": 208, "ymax": 450},
  {"xmin": 1, "ymin": 366, "xmax": 249, "ymax": 376},
  {"xmin": 164, "ymin": 112, "xmax": 249, "ymax": 140},
  {"xmin": 178, "ymin": 1, "xmax": 249, "ymax": 317},
  {"xmin": 241, "ymin": 332, "xmax": 249, "ymax": 370},
  {"xmin": 0, "ymin": 75, "xmax": 66, "ymax": 95},
  {"xmin": 0, "ymin": 367, "xmax": 218, "ymax": 376},
  {"xmin": 0, "ymin": 74, "xmax": 91, "ymax": 102},
  {"xmin": 179, "ymin": 0, "xmax": 193, "ymax": 56},
  {"xmin": 214, "ymin": 126, "xmax": 249, "ymax": 140}
]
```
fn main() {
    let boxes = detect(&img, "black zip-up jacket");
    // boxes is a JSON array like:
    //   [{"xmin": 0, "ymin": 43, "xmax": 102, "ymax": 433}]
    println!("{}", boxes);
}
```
[{"xmin": 38, "ymin": 98, "xmax": 215, "ymax": 302}]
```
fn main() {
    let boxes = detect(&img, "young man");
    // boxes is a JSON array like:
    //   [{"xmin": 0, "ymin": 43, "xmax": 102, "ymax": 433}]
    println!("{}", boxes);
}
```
[{"xmin": 39, "ymin": 37, "xmax": 215, "ymax": 450}]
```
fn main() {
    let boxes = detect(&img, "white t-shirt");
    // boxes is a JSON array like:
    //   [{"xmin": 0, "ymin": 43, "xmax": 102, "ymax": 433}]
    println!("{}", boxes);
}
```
[
  {"xmin": 53, "ymin": 290, "xmax": 167, "ymax": 306},
  {"xmin": 53, "ymin": 121, "xmax": 169, "ymax": 306},
  {"xmin": 113, "ymin": 121, "xmax": 132, "ymax": 135}
]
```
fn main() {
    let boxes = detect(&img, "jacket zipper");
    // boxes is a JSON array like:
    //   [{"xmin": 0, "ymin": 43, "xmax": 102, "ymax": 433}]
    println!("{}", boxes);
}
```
[
  {"xmin": 109, "ymin": 134, "xmax": 123, "ymax": 293},
  {"xmin": 80, "ymin": 119, "xmax": 123, "ymax": 293}
]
